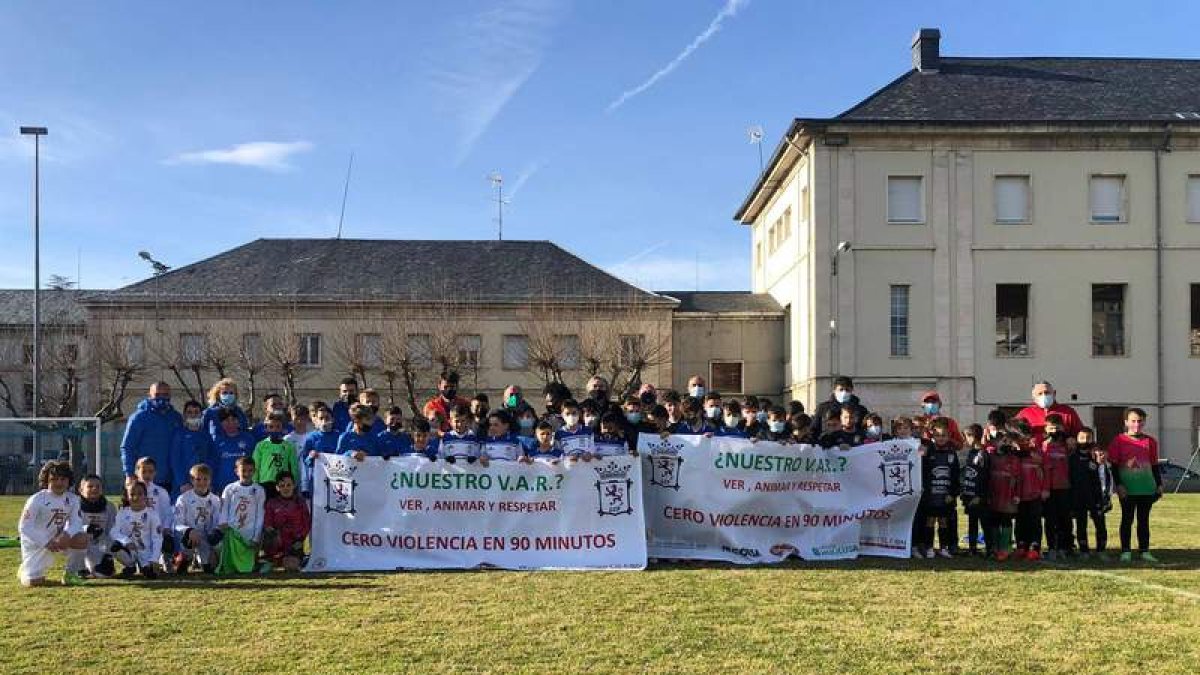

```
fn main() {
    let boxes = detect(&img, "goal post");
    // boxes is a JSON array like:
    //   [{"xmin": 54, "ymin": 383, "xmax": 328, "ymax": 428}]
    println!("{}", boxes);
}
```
[{"xmin": 0, "ymin": 417, "xmax": 105, "ymax": 493}]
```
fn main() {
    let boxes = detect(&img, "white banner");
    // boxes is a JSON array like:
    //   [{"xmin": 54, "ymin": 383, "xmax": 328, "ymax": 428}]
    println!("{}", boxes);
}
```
[
  {"xmin": 306, "ymin": 453, "xmax": 647, "ymax": 571},
  {"xmin": 640, "ymin": 435, "xmax": 921, "ymax": 562}
]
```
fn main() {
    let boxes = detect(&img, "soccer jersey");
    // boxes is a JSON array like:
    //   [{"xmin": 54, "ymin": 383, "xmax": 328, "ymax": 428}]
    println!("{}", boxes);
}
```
[
  {"xmin": 220, "ymin": 481, "xmax": 266, "ymax": 543},
  {"xmin": 174, "ymin": 489, "xmax": 222, "ymax": 538},
  {"xmin": 555, "ymin": 426, "xmax": 594, "ymax": 457},
  {"xmin": 440, "ymin": 431, "xmax": 480, "ymax": 461},
  {"xmin": 144, "ymin": 481, "xmax": 174, "ymax": 532},
  {"xmin": 481, "ymin": 434, "xmax": 523, "ymax": 462},
  {"xmin": 252, "ymin": 438, "xmax": 300, "ymax": 485},
  {"xmin": 1107, "ymin": 434, "xmax": 1160, "ymax": 496},
  {"xmin": 113, "ymin": 506, "xmax": 163, "ymax": 566}
]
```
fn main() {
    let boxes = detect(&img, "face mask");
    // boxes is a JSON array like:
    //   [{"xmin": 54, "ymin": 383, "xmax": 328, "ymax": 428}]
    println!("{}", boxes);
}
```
[
  {"xmin": 640, "ymin": 392, "xmax": 656, "ymax": 406},
  {"xmin": 185, "ymin": 416, "xmax": 202, "ymax": 430},
  {"xmin": 563, "ymin": 414, "xmax": 579, "ymax": 427},
  {"xmin": 506, "ymin": 394, "xmax": 519, "ymax": 408},
  {"xmin": 442, "ymin": 388, "xmax": 457, "ymax": 400},
  {"xmin": 219, "ymin": 392, "xmax": 236, "ymax": 406},
  {"xmin": 756, "ymin": 411, "xmax": 768, "ymax": 423},
  {"xmin": 834, "ymin": 389, "xmax": 851, "ymax": 404},
  {"xmin": 518, "ymin": 417, "xmax": 535, "ymax": 430},
  {"xmin": 269, "ymin": 432, "xmax": 284, "ymax": 443},
  {"xmin": 388, "ymin": 423, "xmax": 404, "ymax": 433},
  {"xmin": 320, "ymin": 421, "xmax": 334, "ymax": 432},
  {"xmin": 769, "ymin": 421, "xmax": 786, "ymax": 433},
  {"xmin": 690, "ymin": 386, "xmax": 706, "ymax": 399},
  {"xmin": 705, "ymin": 406, "xmax": 721, "ymax": 420},
  {"xmin": 152, "ymin": 396, "xmax": 170, "ymax": 411},
  {"xmin": 923, "ymin": 402, "xmax": 940, "ymax": 415},
  {"xmin": 724, "ymin": 415, "xmax": 739, "ymax": 428},
  {"xmin": 590, "ymin": 389, "xmax": 607, "ymax": 402},
  {"xmin": 584, "ymin": 415, "xmax": 597, "ymax": 427},
  {"xmin": 867, "ymin": 425, "xmax": 882, "ymax": 437},
  {"xmin": 1036, "ymin": 393, "xmax": 1054, "ymax": 408},
  {"xmin": 625, "ymin": 411, "xmax": 643, "ymax": 424}
]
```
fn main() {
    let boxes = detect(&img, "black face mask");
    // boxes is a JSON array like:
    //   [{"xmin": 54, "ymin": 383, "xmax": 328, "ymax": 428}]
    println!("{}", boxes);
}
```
[
  {"xmin": 590, "ymin": 389, "xmax": 607, "ymax": 402},
  {"xmin": 441, "ymin": 388, "xmax": 457, "ymax": 400},
  {"xmin": 369, "ymin": 405, "xmax": 379, "ymax": 415},
  {"xmin": 639, "ymin": 392, "xmax": 656, "ymax": 406},
  {"xmin": 388, "ymin": 423, "xmax": 404, "ymax": 433}
]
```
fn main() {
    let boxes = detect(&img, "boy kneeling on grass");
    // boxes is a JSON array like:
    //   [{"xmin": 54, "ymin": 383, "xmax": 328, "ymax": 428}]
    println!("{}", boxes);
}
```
[
  {"xmin": 17, "ymin": 460, "xmax": 89, "ymax": 587},
  {"xmin": 259, "ymin": 471, "xmax": 310, "ymax": 573}
]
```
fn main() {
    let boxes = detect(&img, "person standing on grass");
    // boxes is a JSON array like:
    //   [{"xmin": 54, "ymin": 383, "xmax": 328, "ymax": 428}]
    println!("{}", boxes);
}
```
[
  {"xmin": 120, "ymin": 381, "xmax": 182, "ymax": 490},
  {"xmin": 1107, "ymin": 407, "xmax": 1163, "ymax": 563}
]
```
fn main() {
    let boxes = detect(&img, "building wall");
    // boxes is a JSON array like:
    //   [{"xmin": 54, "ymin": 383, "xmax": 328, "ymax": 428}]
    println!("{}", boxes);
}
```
[
  {"xmin": 749, "ymin": 130, "xmax": 1200, "ymax": 455},
  {"xmin": 671, "ymin": 315, "xmax": 785, "ymax": 397}
]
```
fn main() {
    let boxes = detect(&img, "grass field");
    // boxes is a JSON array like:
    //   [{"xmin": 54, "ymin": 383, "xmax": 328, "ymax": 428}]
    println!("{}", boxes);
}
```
[{"xmin": 1, "ymin": 495, "xmax": 1197, "ymax": 674}]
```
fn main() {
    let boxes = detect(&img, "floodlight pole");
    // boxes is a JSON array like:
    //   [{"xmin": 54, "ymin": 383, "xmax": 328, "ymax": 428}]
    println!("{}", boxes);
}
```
[{"xmin": 20, "ymin": 126, "xmax": 47, "ymax": 462}]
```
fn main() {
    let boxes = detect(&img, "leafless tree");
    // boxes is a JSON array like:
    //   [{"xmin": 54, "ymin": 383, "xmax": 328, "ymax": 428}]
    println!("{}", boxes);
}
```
[{"xmin": 260, "ymin": 317, "xmax": 310, "ymax": 407}]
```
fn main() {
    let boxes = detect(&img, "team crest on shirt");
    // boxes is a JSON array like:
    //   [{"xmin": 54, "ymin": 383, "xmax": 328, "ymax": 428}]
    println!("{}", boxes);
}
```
[
  {"xmin": 324, "ymin": 457, "xmax": 359, "ymax": 515},
  {"xmin": 594, "ymin": 461, "xmax": 634, "ymax": 516},
  {"xmin": 644, "ymin": 439, "xmax": 684, "ymax": 490},
  {"xmin": 878, "ymin": 444, "xmax": 915, "ymax": 497}
]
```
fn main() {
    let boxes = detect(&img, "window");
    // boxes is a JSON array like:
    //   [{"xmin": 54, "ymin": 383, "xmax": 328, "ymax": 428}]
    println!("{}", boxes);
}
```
[
  {"xmin": 556, "ymin": 334, "xmax": 581, "ymax": 370},
  {"xmin": 767, "ymin": 223, "xmax": 777, "ymax": 253},
  {"xmin": 994, "ymin": 175, "xmax": 1031, "ymax": 223},
  {"xmin": 241, "ymin": 333, "xmax": 263, "ymax": 365},
  {"xmin": 1092, "ymin": 284, "xmax": 1126, "ymax": 356},
  {"xmin": 781, "ymin": 207, "xmax": 792, "ymax": 242},
  {"xmin": 1089, "ymin": 175, "xmax": 1126, "ymax": 222},
  {"xmin": 1191, "ymin": 284, "xmax": 1200, "ymax": 356},
  {"xmin": 407, "ymin": 334, "xmax": 432, "ymax": 369},
  {"xmin": 297, "ymin": 333, "xmax": 321, "ymax": 366},
  {"xmin": 22, "ymin": 381, "xmax": 34, "ymax": 414},
  {"xmin": 710, "ymin": 361, "xmax": 744, "ymax": 394},
  {"xmin": 1093, "ymin": 407, "xmax": 1126, "ymax": 451},
  {"xmin": 995, "ymin": 284, "xmax": 1030, "ymax": 357},
  {"xmin": 502, "ymin": 335, "xmax": 529, "ymax": 370},
  {"xmin": 357, "ymin": 334, "xmax": 383, "ymax": 368},
  {"xmin": 618, "ymin": 334, "xmax": 645, "ymax": 369},
  {"xmin": 800, "ymin": 185, "xmax": 810, "ymax": 222},
  {"xmin": 179, "ymin": 333, "xmax": 205, "ymax": 365},
  {"xmin": 887, "ymin": 176, "xmax": 923, "ymax": 223},
  {"xmin": 889, "ymin": 285, "xmax": 910, "ymax": 356},
  {"xmin": 1188, "ymin": 175, "xmax": 1200, "ymax": 223},
  {"xmin": 121, "ymin": 334, "xmax": 145, "ymax": 365},
  {"xmin": 456, "ymin": 334, "xmax": 481, "ymax": 368},
  {"xmin": 754, "ymin": 242, "xmax": 762, "ymax": 268}
]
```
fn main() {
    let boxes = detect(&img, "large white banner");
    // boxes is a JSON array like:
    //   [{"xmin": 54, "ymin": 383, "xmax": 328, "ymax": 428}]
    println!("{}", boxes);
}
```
[
  {"xmin": 306, "ymin": 453, "xmax": 647, "ymax": 571},
  {"xmin": 641, "ymin": 435, "xmax": 921, "ymax": 562}
]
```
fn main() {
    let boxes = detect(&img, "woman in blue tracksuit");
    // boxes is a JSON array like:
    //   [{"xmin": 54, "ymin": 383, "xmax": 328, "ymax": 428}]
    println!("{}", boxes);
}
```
[{"xmin": 201, "ymin": 378, "xmax": 250, "ymax": 441}]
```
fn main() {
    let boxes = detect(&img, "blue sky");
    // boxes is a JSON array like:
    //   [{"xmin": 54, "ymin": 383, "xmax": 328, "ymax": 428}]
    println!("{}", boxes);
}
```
[{"xmin": 1, "ymin": 0, "xmax": 1198, "ymax": 292}]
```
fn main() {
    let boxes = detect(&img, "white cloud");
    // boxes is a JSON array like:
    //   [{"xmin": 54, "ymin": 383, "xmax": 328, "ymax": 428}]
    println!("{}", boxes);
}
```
[
  {"xmin": 507, "ymin": 158, "xmax": 547, "ymax": 200},
  {"xmin": 426, "ymin": 0, "xmax": 563, "ymax": 164},
  {"xmin": 606, "ymin": 0, "xmax": 750, "ymax": 113},
  {"xmin": 166, "ymin": 141, "xmax": 314, "ymax": 171},
  {"xmin": 605, "ymin": 253, "xmax": 750, "ymax": 292}
]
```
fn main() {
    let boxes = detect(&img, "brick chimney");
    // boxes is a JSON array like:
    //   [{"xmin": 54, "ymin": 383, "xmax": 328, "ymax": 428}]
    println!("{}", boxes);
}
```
[{"xmin": 911, "ymin": 28, "xmax": 941, "ymax": 73}]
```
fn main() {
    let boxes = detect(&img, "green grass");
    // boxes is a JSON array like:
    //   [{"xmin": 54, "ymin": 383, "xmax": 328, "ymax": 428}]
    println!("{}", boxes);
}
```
[{"xmin": 1, "ymin": 495, "xmax": 1198, "ymax": 674}]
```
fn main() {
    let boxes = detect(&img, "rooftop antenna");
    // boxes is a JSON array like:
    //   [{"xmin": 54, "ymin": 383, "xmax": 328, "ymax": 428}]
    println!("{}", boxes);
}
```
[
  {"xmin": 747, "ymin": 125, "xmax": 764, "ymax": 172},
  {"xmin": 336, "ymin": 152, "xmax": 354, "ymax": 239},
  {"xmin": 694, "ymin": 251, "xmax": 700, "ymax": 291},
  {"xmin": 76, "ymin": 247, "xmax": 81, "ymax": 290},
  {"xmin": 489, "ymin": 172, "xmax": 507, "ymax": 240}
]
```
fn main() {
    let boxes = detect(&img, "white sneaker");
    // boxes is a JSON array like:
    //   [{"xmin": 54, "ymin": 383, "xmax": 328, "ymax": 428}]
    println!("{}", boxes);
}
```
[
  {"xmin": 937, "ymin": 548, "xmax": 953, "ymax": 559},
  {"xmin": 922, "ymin": 548, "xmax": 936, "ymax": 559}
]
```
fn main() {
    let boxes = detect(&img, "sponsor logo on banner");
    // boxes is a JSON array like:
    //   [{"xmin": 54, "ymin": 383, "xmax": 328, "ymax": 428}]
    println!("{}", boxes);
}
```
[
  {"xmin": 644, "ymin": 438, "xmax": 685, "ymax": 490},
  {"xmin": 324, "ymin": 457, "xmax": 359, "ymax": 515},
  {"xmin": 877, "ymin": 443, "xmax": 915, "ymax": 497},
  {"xmin": 594, "ymin": 460, "xmax": 635, "ymax": 516}
]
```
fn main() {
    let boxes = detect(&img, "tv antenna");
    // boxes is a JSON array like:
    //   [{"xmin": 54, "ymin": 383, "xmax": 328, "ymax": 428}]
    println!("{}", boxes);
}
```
[
  {"xmin": 336, "ymin": 152, "xmax": 354, "ymax": 239},
  {"xmin": 747, "ymin": 125, "xmax": 765, "ymax": 172},
  {"xmin": 489, "ymin": 172, "xmax": 507, "ymax": 240}
]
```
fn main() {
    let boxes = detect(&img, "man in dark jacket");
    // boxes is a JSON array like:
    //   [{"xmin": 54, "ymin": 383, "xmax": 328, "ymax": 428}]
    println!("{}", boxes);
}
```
[{"xmin": 809, "ymin": 376, "xmax": 869, "ymax": 436}]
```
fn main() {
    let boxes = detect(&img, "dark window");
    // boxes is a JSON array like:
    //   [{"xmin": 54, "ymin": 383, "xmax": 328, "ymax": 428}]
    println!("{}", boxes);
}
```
[
  {"xmin": 1092, "ymin": 284, "xmax": 1126, "ymax": 356},
  {"xmin": 996, "ymin": 284, "xmax": 1030, "ymax": 356}
]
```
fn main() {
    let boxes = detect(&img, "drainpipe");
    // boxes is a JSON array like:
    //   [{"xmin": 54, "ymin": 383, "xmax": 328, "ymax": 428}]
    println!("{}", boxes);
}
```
[{"xmin": 1154, "ymin": 126, "xmax": 1171, "ymax": 434}]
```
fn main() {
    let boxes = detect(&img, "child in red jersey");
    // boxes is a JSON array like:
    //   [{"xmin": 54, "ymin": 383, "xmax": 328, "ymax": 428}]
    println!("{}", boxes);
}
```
[
  {"xmin": 1040, "ymin": 413, "xmax": 1073, "ymax": 560},
  {"xmin": 986, "ymin": 430, "xmax": 1021, "ymax": 561},
  {"xmin": 1107, "ymin": 408, "xmax": 1163, "ymax": 563},
  {"xmin": 1012, "ymin": 420, "xmax": 1048, "ymax": 561},
  {"xmin": 260, "ymin": 472, "xmax": 311, "ymax": 572}
]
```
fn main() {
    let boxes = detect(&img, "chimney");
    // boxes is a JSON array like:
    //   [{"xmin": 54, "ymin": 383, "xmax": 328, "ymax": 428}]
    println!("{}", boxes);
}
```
[{"xmin": 911, "ymin": 28, "xmax": 940, "ymax": 73}]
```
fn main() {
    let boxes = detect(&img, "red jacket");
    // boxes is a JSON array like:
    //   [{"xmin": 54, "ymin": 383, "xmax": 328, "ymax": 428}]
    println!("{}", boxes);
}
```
[
  {"xmin": 1015, "ymin": 404, "xmax": 1083, "ymax": 447},
  {"xmin": 263, "ymin": 496, "xmax": 311, "ymax": 556},
  {"xmin": 1016, "ymin": 451, "xmax": 1047, "ymax": 502},
  {"xmin": 1041, "ymin": 440, "xmax": 1071, "ymax": 491},
  {"xmin": 987, "ymin": 451, "xmax": 1021, "ymax": 515},
  {"xmin": 917, "ymin": 414, "xmax": 964, "ymax": 451},
  {"xmin": 422, "ymin": 395, "xmax": 469, "ymax": 433}
]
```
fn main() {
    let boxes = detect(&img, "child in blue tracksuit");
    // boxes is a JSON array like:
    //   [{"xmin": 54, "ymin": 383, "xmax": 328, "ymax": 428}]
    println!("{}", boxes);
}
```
[
  {"xmin": 522, "ymin": 421, "xmax": 563, "ymax": 464},
  {"xmin": 480, "ymin": 411, "xmax": 524, "ymax": 466},
  {"xmin": 407, "ymin": 419, "xmax": 440, "ymax": 461},
  {"xmin": 302, "ymin": 406, "xmax": 342, "ymax": 498},
  {"xmin": 339, "ymin": 404, "xmax": 382, "ymax": 460},
  {"xmin": 376, "ymin": 406, "xmax": 414, "ymax": 459},
  {"xmin": 441, "ymin": 403, "xmax": 481, "ymax": 463},
  {"xmin": 170, "ymin": 400, "xmax": 213, "ymax": 498},
  {"xmin": 211, "ymin": 408, "xmax": 256, "ymax": 493}
]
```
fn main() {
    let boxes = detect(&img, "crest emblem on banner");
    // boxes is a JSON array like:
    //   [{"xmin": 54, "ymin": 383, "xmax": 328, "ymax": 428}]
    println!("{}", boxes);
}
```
[
  {"xmin": 877, "ymin": 444, "xmax": 915, "ymax": 497},
  {"xmin": 645, "ymin": 438, "xmax": 685, "ymax": 490},
  {"xmin": 324, "ymin": 458, "xmax": 359, "ymax": 515},
  {"xmin": 594, "ymin": 461, "xmax": 634, "ymax": 516}
]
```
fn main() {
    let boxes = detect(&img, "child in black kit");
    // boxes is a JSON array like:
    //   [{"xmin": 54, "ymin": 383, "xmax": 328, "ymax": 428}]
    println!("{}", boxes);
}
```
[
  {"xmin": 919, "ymin": 418, "xmax": 961, "ymax": 558},
  {"xmin": 959, "ymin": 424, "xmax": 990, "ymax": 557},
  {"xmin": 1068, "ymin": 426, "xmax": 1114, "ymax": 559}
]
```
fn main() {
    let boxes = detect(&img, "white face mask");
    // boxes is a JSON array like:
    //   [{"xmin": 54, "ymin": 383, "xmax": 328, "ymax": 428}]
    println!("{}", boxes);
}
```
[
  {"xmin": 563, "ymin": 414, "xmax": 579, "ymax": 427},
  {"xmin": 1036, "ymin": 393, "xmax": 1054, "ymax": 408},
  {"xmin": 705, "ymin": 406, "xmax": 721, "ymax": 419},
  {"xmin": 867, "ymin": 425, "xmax": 882, "ymax": 437},
  {"xmin": 689, "ymin": 386, "xmax": 706, "ymax": 398},
  {"xmin": 834, "ymin": 389, "xmax": 851, "ymax": 404},
  {"xmin": 768, "ymin": 421, "xmax": 786, "ymax": 433},
  {"xmin": 583, "ymin": 415, "xmax": 597, "ymax": 427},
  {"xmin": 723, "ymin": 415, "xmax": 739, "ymax": 428}
]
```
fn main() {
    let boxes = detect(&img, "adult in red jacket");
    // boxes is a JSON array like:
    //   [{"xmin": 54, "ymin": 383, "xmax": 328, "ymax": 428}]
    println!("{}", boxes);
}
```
[
  {"xmin": 422, "ymin": 371, "xmax": 469, "ymax": 433},
  {"xmin": 1015, "ymin": 381, "xmax": 1083, "ymax": 447},
  {"xmin": 914, "ymin": 390, "xmax": 964, "ymax": 450}
]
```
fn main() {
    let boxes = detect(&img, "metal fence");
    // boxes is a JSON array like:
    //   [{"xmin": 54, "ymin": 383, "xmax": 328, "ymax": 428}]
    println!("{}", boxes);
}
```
[{"xmin": 0, "ymin": 418, "xmax": 121, "ymax": 495}]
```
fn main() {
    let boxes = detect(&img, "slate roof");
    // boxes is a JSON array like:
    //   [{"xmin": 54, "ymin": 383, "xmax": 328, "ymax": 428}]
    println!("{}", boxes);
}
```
[
  {"xmin": 90, "ymin": 239, "xmax": 674, "ymax": 305},
  {"xmin": 0, "ymin": 289, "xmax": 89, "ymax": 326},
  {"xmin": 657, "ymin": 291, "xmax": 783, "ymax": 315},
  {"xmin": 838, "ymin": 58, "xmax": 1200, "ymax": 122}
]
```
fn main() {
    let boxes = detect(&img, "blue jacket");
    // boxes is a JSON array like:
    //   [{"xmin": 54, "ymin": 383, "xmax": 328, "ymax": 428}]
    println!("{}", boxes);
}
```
[
  {"xmin": 201, "ymin": 403, "xmax": 249, "ymax": 441},
  {"xmin": 376, "ymin": 430, "xmax": 414, "ymax": 458},
  {"xmin": 337, "ymin": 429, "xmax": 381, "ymax": 457},
  {"xmin": 169, "ymin": 427, "xmax": 213, "ymax": 497},
  {"xmin": 330, "ymin": 399, "xmax": 353, "ymax": 432},
  {"xmin": 120, "ymin": 398, "xmax": 183, "ymax": 479},
  {"xmin": 211, "ymin": 431, "xmax": 255, "ymax": 493},
  {"xmin": 344, "ymin": 417, "xmax": 385, "ymax": 436},
  {"xmin": 301, "ymin": 429, "xmax": 342, "ymax": 495},
  {"xmin": 669, "ymin": 419, "xmax": 715, "ymax": 436},
  {"xmin": 406, "ymin": 439, "xmax": 440, "ymax": 462}
]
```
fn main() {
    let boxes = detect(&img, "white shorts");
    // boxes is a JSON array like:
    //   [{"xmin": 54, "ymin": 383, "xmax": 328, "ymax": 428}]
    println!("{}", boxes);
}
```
[{"xmin": 18, "ymin": 540, "xmax": 62, "ymax": 584}]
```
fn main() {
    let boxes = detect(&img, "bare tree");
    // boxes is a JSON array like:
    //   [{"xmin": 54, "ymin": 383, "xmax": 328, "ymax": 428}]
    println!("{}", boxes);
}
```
[
  {"xmin": 203, "ymin": 329, "xmax": 239, "ymax": 381},
  {"xmin": 378, "ymin": 319, "xmax": 422, "ymax": 416},
  {"xmin": 92, "ymin": 321, "xmax": 147, "ymax": 423},
  {"xmin": 260, "ymin": 317, "xmax": 310, "ymax": 406},
  {"xmin": 152, "ymin": 321, "xmax": 207, "ymax": 402},
  {"xmin": 236, "ymin": 325, "xmax": 268, "ymax": 414},
  {"xmin": 520, "ymin": 299, "xmax": 576, "ymax": 387},
  {"xmin": 327, "ymin": 307, "xmax": 388, "ymax": 390}
]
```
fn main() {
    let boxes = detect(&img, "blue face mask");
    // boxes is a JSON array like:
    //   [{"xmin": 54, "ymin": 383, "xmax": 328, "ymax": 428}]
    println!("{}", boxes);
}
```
[
  {"xmin": 518, "ymin": 417, "xmax": 535, "ymax": 430},
  {"xmin": 769, "ymin": 420, "xmax": 786, "ymax": 433},
  {"xmin": 834, "ymin": 390, "xmax": 851, "ymax": 404},
  {"xmin": 923, "ymin": 402, "xmax": 941, "ymax": 415},
  {"xmin": 151, "ymin": 396, "xmax": 170, "ymax": 411},
  {"xmin": 756, "ymin": 411, "xmax": 768, "ymax": 423},
  {"xmin": 625, "ymin": 412, "xmax": 643, "ymax": 424},
  {"xmin": 219, "ymin": 392, "xmax": 236, "ymax": 406}
]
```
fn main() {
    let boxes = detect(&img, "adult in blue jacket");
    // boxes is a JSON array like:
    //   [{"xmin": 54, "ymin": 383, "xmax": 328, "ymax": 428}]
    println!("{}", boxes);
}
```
[
  {"xmin": 201, "ymin": 377, "xmax": 250, "ymax": 441},
  {"xmin": 169, "ymin": 400, "xmax": 213, "ymax": 498},
  {"xmin": 119, "ymin": 382, "xmax": 182, "ymax": 489}
]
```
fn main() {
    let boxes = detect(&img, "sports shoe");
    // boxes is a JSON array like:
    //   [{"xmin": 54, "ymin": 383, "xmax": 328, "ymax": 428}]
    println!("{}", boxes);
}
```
[
  {"xmin": 922, "ymin": 548, "xmax": 936, "ymax": 559},
  {"xmin": 257, "ymin": 561, "xmax": 274, "ymax": 575},
  {"xmin": 1119, "ymin": 552, "xmax": 1133, "ymax": 563},
  {"xmin": 61, "ymin": 571, "xmax": 86, "ymax": 586},
  {"xmin": 173, "ymin": 553, "xmax": 190, "ymax": 575},
  {"xmin": 1014, "ymin": 547, "xmax": 1028, "ymax": 560},
  {"xmin": 995, "ymin": 550, "xmax": 1010, "ymax": 562},
  {"xmin": 140, "ymin": 565, "xmax": 158, "ymax": 580},
  {"xmin": 1025, "ymin": 549, "xmax": 1041, "ymax": 561},
  {"xmin": 117, "ymin": 566, "xmax": 136, "ymax": 580},
  {"xmin": 937, "ymin": 548, "xmax": 953, "ymax": 559},
  {"xmin": 1140, "ymin": 551, "xmax": 1159, "ymax": 563},
  {"xmin": 1043, "ymin": 550, "xmax": 1057, "ymax": 561}
]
